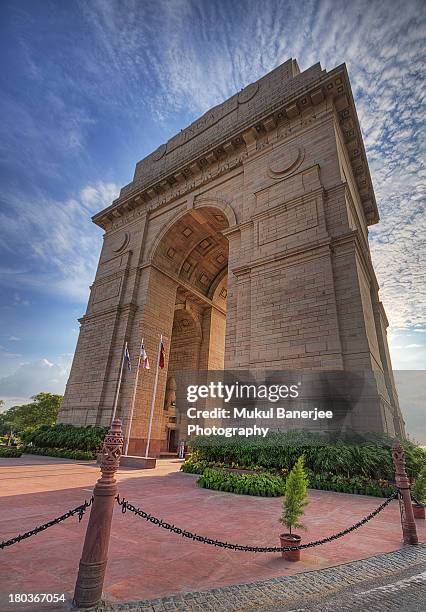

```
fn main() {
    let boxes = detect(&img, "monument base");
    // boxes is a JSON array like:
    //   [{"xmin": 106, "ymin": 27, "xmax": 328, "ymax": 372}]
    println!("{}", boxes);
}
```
[{"xmin": 120, "ymin": 455, "xmax": 157, "ymax": 469}]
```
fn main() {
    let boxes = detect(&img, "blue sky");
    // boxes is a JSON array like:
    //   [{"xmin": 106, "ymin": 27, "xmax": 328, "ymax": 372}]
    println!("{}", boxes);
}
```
[{"xmin": 0, "ymin": 1, "xmax": 424, "ymax": 438}]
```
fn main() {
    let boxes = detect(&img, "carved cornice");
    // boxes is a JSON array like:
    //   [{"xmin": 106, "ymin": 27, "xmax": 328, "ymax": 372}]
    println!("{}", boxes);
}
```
[
  {"xmin": 231, "ymin": 237, "xmax": 332, "ymax": 277},
  {"xmin": 93, "ymin": 59, "xmax": 378, "ymax": 230},
  {"xmin": 79, "ymin": 301, "xmax": 138, "ymax": 325}
]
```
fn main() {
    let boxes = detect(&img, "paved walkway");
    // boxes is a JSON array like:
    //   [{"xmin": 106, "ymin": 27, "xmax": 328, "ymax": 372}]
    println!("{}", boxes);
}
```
[
  {"xmin": 0, "ymin": 455, "xmax": 425, "ymax": 611},
  {"xmin": 98, "ymin": 544, "xmax": 426, "ymax": 611}
]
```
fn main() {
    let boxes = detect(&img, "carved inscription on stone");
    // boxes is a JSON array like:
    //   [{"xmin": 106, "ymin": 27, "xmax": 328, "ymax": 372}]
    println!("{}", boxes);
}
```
[
  {"xmin": 257, "ymin": 199, "xmax": 318, "ymax": 246},
  {"xmin": 93, "ymin": 278, "xmax": 122, "ymax": 304},
  {"xmin": 98, "ymin": 255, "xmax": 122, "ymax": 278},
  {"xmin": 97, "ymin": 251, "xmax": 130, "ymax": 278}
]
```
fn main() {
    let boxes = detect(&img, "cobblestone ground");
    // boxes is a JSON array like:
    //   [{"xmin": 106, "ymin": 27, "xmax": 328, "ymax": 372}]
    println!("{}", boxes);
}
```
[
  {"xmin": 285, "ymin": 568, "xmax": 426, "ymax": 611},
  {"xmin": 98, "ymin": 543, "xmax": 426, "ymax": 611}
]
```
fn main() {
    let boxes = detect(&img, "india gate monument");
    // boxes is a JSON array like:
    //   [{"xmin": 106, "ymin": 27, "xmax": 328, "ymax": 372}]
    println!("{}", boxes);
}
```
[{"xmin": 58, "ymin": 59, "xmax": 405, "ymax": 454}]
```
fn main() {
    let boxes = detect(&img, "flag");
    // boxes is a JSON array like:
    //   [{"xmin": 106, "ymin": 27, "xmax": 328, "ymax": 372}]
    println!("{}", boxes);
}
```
[
  {"xmin": 140, "ymin": 343, "xmax": 150, "ymax": 370},
  {"xmin": 159, "ymin": 338, "xmax": 165, "ymax": 369},
  {"xmin": 124, "ymin": 344, "xmax": 131, "ymax": 371}
]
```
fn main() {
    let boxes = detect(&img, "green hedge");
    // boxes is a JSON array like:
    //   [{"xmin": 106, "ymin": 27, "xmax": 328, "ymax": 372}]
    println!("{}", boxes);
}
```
[
  {"xmin": 197, "ymin": 468, "xmax": 285, "ymax": 496},
  {"xmin": 23, "ymin": 446, "xmax": 95, "ymax": 460},
  {"xmin": 191, "ymin": 464, "xmax": 396, "ymax": 498},
  {"xmin": 0, "ymin": 446, "xmax": 22, "ymax": 458},
  {"xmin": 188, "ymin": 432, "xmax": 426, "ymax": 480},
  {"xmin": 307, "ymin": 471, "xmax": 395, "ymax": 497},
  {"xmin": 21, "ymin": 423, "xmax": 107, "ymax": 451},
  {"xmin": 180, "ymin": 458, "xmax": 210, "ymax": 474}
]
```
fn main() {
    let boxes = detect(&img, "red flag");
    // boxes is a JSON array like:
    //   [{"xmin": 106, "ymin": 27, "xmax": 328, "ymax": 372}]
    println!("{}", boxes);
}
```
[{"xmin": 159, "ymin": 338, "xmax": 165, "ymax": 369}]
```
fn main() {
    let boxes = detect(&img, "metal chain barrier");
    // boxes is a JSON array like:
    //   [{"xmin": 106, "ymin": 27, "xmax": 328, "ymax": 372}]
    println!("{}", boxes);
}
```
[
  {"xmin": 0, "ymin": 498, "xmax": 93, "ymax": 550},
  {"xmin": 115, "ymin": 489, "xmax": 399, "ymax": 552}
]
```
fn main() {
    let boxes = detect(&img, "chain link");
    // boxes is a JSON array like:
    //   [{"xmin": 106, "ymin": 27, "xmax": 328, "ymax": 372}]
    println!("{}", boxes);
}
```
[
  {"xmin": 0, "ymin": 498, "xmax": 93, "ymax": 550},
  {"xmin": 115, "ymin": 490, "xmax": 399, "ymax": 552},
  {"xmin": 0, "ymin": 488, "xmax": 406, "ymax": 553}
]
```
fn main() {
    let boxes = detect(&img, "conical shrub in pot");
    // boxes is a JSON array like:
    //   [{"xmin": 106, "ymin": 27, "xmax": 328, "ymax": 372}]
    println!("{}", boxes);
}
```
[{"xmin": 279, "ymin": 455, "xmax": 309, "ymax": 561}]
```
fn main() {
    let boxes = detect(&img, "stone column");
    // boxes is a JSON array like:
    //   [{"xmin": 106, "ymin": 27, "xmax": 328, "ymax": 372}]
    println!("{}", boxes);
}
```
[
  {"xmin": 73, "ymin": 419, "xmax": 124, "ymax": 608},
  {"xmin": 392, "ymin": 441, "xmax": 418, "ymax": 545}
]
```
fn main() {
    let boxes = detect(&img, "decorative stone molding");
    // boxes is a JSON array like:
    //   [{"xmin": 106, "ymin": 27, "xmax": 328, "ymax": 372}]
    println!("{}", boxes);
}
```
[
  {"xmin": 152, "ymin": 143, "xmax": 167, "ymax": 161},
  {"xmin": 237, "ymin": 82, "xmax": 259, "ymax": 104},
  {"xmin": 267, "ymin": 144, "xmax": 305, "ymax": 179},
  {"xmin": 93, "ymin": 59, "xmax": 378, "ymax": 232},
  {"xmin": 112, "ymin": 232, "xmax": 129, "ymax": 252}
]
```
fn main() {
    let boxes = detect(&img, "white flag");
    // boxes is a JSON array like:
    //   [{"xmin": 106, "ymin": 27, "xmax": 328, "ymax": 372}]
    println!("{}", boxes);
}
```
[{"xmin": 140, "ymin": 343, "xmax": 150, "ymax": 369}]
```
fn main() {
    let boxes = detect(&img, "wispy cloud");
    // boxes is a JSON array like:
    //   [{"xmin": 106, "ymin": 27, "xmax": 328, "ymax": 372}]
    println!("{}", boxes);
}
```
[
  {"xmin": 0, "ymin": 0, "xmax": 424, "ymax": 389},
  {"xmin": 394, "ymin": 370, "xmax": 426, "ymax": 445},
  {"xmin": 75, "ymin": 0, "xmax": 425, "ymax": 331},
  {"xmin": 0, "ymin": 354, "xmax": 73, "ymax": 408},
  {"xmin": 393, "ymin": 344, "xmax": 423, "ymax": 349},
  {"xmin": 0, "ymin": 182, "xmax": 119, "ymax": 301}
]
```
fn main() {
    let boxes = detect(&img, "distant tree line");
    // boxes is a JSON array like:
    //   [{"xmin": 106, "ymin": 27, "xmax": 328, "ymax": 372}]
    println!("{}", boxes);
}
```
[{"xmin": 0, "ymin": 393, "xmax": 62, "ymax": 438}]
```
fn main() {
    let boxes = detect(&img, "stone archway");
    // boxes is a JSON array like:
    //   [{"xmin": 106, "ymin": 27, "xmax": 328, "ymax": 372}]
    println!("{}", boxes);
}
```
[
  {"xmin": 125, "ymin": 204, "xmax": 231, "ymax": 455},
  {"xmin": 59, "ymin": 58, "xmax": 406, "ymax": 445}
]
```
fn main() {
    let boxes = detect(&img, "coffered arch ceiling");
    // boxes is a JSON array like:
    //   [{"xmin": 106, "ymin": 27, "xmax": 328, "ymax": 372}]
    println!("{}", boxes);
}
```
[
  {"xmin": 171, "ymin": 306, "xmax": 201, "ymax": 341},
  {"xmin": 153, "ymin": 206, "xmax": 229, "ymax": 299}
]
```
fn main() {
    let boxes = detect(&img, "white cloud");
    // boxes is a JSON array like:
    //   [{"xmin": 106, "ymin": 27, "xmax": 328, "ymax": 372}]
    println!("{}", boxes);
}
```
[
  {"xmin": 2, "ymin": 0, "xmax": 423, "ymax": 335},
  {"xmin": 8, "ymin": 336, "xmax": 21, "ymax": 342},
  {"xmin": 0, "ymin": 354, "xmax": 73, "ymax": 405},
  {"xmin": 0, "ymin": 351, "xmax": 23, "ymax": 359},
  {"xmin": 0, "ymin": 181, "xmax": 119, "ymax": 301},
  {"xmin": 0, "ymin": 87, "xmax": 96, "ymax": 183},
  {"xmin": 12, "ymin": 294, "xmax": 30, "ymax": 307},
  {"xmin": 392, "ymin": 344, "xmax": 423, "ymax": 350},
  {"xmin": 78, "ymin": 0, "xmax": 425, "ymax": 331},
  {"xmin": 395, "ymin": 371, "xmax": 426, "ymax": 445}
]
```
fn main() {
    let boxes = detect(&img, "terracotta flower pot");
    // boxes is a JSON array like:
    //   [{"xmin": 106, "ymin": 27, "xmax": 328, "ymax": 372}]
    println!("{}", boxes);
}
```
[
  {"xmin": 280, "ymin": 533, "xmax": 301, "ymax": 561},
  {"xmin": 413, "ymin": 504, "xmax": 425, "ymax": 519}
]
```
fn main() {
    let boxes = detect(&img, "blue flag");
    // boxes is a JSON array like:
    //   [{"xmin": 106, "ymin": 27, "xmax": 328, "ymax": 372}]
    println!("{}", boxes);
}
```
[{"xmin": 124, "ymin": 344, "xmax": 131, "ymax": 371}]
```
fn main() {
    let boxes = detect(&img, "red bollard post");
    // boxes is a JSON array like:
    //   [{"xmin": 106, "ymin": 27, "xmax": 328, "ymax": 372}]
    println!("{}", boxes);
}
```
[
  {"xmin": 73, "ymin": 419, "xmax": 123, "ymax": 608},
  {"xmin": 392, "ymin": 441, "xmax": 418, "ymax": 545}
]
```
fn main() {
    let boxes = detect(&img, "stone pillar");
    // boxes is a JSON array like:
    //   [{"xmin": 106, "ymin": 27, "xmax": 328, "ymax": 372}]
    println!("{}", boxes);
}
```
[
  {"xmin": 73, "ymin": 419, "xmax": 124, "ymax": 608},
  {"xmin": 392, "ymin": 441, "xmax": 418, "ymax": 545}
]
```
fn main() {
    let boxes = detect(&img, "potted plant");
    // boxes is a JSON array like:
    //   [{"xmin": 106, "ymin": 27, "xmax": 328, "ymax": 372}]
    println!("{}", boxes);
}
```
[
  {"xmin": 411, "ymin": 466, "xmax": 426, "ymax": 519},
  {"xmin": 279, "ymin": 455, "xmax": 309, "ymax": 561}
]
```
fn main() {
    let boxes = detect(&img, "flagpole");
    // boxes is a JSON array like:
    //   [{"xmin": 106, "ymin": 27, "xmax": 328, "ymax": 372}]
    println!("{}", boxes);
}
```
[
  {"xmin": 111, "ymin": 341, "xmax": 127, "ymax": 424},
  {"xmin": 124, "ymin": 337, "xmax": 144, "ymax": 456},
  {"xmin": 145, "ymin": 334, "xmax": 162, "ymax": 458}
]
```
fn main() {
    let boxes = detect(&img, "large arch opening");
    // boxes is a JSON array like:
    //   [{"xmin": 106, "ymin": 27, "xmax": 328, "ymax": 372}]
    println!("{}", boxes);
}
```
[{"xmin": 152, "ymin": 205, "xmax": 230, "ymax": 452}]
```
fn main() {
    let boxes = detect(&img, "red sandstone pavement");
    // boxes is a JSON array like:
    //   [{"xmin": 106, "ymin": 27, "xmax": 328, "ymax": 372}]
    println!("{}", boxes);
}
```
[{"xmin": 0, "ymin": 455, "xmax": 425, "ymax": 610}]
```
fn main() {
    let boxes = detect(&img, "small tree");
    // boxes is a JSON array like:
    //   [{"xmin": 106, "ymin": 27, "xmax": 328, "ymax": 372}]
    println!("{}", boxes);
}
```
[
  {"xmin": 412, "ymin": 466, "xmax": 426, "ymax": 505},
  {"xmin": 5, "ymin": 393, "xmax": 61, "ymax": 434},
  {"xmin": 280, "ymin": 455, "xmax": 309, "ymax": 535}
]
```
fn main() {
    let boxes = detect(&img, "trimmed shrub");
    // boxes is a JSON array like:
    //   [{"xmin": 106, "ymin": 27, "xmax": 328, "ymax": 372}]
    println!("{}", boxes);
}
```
[
  {"xmin": 0, "ymin": 446, "xmax": 22, "ymax": 458},
  {"xmin": 306, "ymin": 471, "xmax": 395, "ymax": 497},
  {"xmin": 188, "ymin": 432, "xmax": 426, "ymax": 480},
  {"xmin": 180, "ymin": 458, "xmax": 210, "ymax": 474},
  {"xmin": 22, "ymin": 446, "xmax": 95, "ymax": 461},
  {"xmin": 21, "ymin": 423, "xmax": 106, "ymax": 452},
  {"xmin": 184, "ymin": 461, "xmax": 396, "ymax": 498},
  {"xmin": 197, "ymin": 468, "xmax": 285, "ymax": 497}
]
